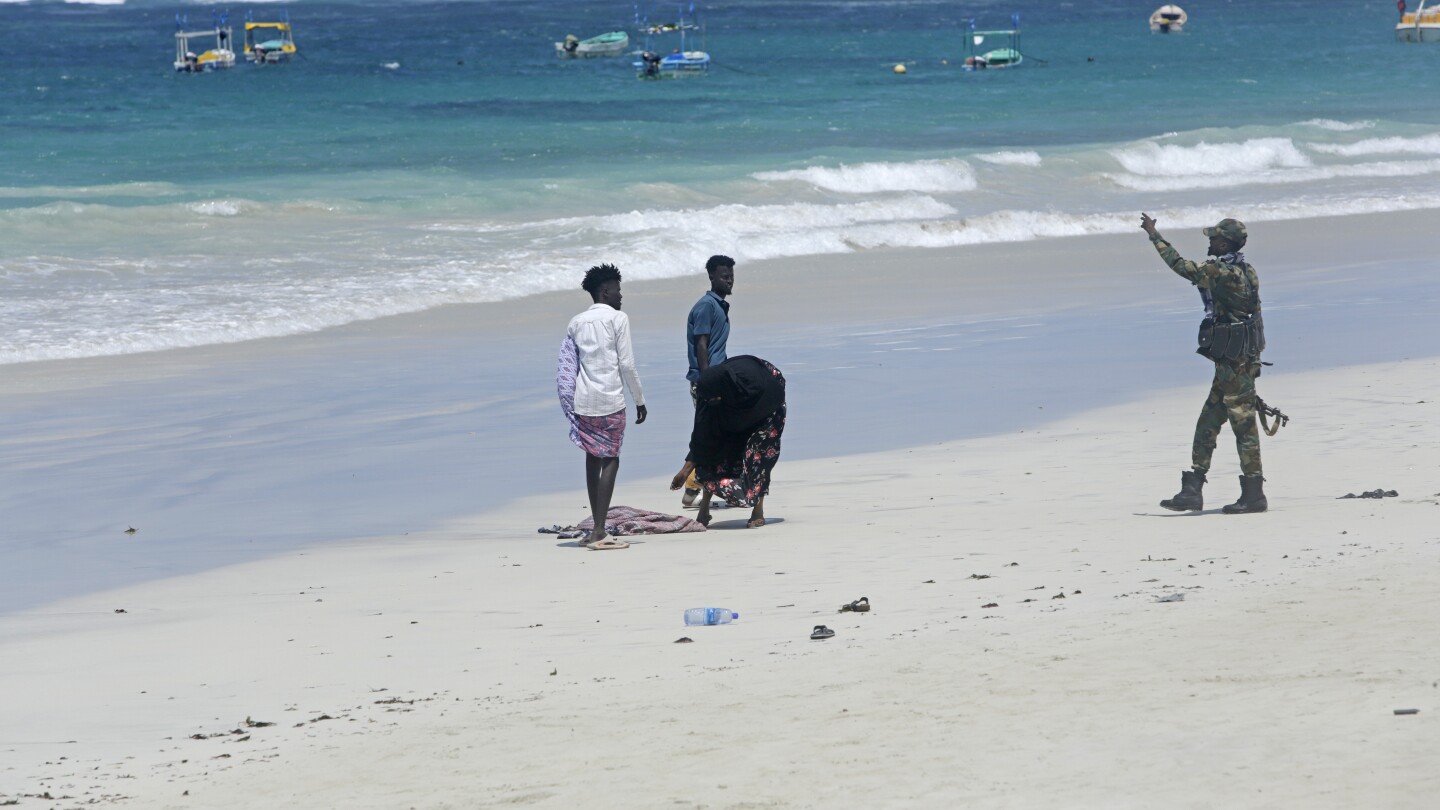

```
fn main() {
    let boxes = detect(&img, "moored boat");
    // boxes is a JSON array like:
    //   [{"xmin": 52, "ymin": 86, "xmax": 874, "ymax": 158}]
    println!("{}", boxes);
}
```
[
  {"xmin": 635, "ymin": 5, "xmax": 708, "ymax": 79},
  {"xmin": 244, "ymin": 14, "xmax": 297, "ymax": 64},
  {"xmin": 174, "ymin": 14, "xmax": 235, "ymax": 72},
  {"xmin": 1150, "ymin": 5, "xmax": 1187, "ymax": 34},
  {"xmin": 555, "ymin": 31, "xmax": 631, "ymax": 59},
  {"xmin": 1397, "ymin": 0, "xmax": 1440, "ymax": 42},
  {"xmin": 961, "ymin": 16, "xmax": 1023, "ymax": 70}
]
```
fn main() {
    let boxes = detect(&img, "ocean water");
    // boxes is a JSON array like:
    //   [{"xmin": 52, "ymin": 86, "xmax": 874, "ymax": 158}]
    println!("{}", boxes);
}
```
[{"xmin": 3, "ymin": 0, "xmax": 1439, "ymax": 364}]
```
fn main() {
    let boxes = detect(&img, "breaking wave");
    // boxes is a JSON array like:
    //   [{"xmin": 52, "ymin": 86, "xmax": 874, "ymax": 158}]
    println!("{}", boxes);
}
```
[
  {"xmin": 1308, "ymin": 134, "xmax": 1440, "ymax": 157},
  {"xmin": 1109, "ymin": 138, "xmax": 1312, "ymax": 178},
  {"xmin": 1299, "ymin": 119, "xmax": 1377, "ymax": 132},
  {"xmin": 752, "ymin": 159, "xmax": 977, "ymax": 194},
  {"xmin": 975, "ymin": 151, "xmax": 1042, "ymax": 167}
]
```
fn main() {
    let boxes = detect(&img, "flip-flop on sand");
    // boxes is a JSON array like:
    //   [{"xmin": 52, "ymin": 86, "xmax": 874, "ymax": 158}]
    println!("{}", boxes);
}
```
[
  {"xmin": 810, "ymin": 625, "xmax": 835, "ymax": 640},
  {"xmin": 839, "ymin": 596, "xmax": 870, "ymax": 613},
  {"xmin": 587, "ymin": 538, "xmax": 630, "ymax": 550}
]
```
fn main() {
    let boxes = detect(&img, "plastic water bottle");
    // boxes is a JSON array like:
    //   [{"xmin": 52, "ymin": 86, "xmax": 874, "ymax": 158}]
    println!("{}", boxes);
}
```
[{"xmin": 684, "ymin": 607, "xmax": 739, "ymax": 626}]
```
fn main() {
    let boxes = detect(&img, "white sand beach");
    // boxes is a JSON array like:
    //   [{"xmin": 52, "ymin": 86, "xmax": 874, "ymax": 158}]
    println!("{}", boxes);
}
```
[{"xmin": 2, "ymin": 212, "xmax": 1438, "ymax": 808}]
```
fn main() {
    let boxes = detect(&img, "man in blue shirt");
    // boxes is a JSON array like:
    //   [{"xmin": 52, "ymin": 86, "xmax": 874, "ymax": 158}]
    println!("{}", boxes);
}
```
[{"xmin": 680, "ymin": 255, "xmax": 734, "ymax": 505}]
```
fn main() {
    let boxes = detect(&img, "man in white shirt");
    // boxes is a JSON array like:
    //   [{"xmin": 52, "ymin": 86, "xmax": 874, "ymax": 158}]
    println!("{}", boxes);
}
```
[{"xmin": 563, "ymin": 263, "xmax": 647, "ymax": 549}]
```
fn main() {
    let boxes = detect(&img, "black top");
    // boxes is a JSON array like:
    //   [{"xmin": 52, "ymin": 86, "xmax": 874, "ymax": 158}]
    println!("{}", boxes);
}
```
[{"xmin": 688, "ymin": 356, "xmax": 784, "ymax": 466}]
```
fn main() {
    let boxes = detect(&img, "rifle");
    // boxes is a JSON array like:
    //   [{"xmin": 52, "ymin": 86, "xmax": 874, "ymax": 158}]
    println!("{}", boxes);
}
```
[{"xmin": 1256, "ymin": 398, "xmax": 1289, "ymax": 436}]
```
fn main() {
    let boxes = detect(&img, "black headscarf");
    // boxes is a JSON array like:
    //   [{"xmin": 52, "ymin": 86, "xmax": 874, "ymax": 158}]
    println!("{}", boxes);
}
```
[{"xmin": 688, "ymin": 356, "xmax": 784, "ymax": 466}]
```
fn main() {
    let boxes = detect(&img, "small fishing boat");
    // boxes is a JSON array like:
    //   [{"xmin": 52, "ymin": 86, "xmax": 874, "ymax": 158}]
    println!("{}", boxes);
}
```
[
  {"xmin": 634, "ymin": 5, "xmax": 709, "ymax": 79},
  {"xmin": 961, "ymin": 16, "xmax": 1023, "ymax": 70},
  {"xmin": 1397, "ymin": 0, "xmax": 1440, "ymax": 42},
  {"xmin": 555, "ymin": 31, "xmax": 631, "ymax": 58},
  {"xmin": 636, "ymin": 48, "xmax": 710, "ymax": 78},
  {"xmin": 244, "ymin": 14, "xmax": 297, "ymax": 64},
  {"xmin": 174, "ymin": 14, "xmax": 236, "ymax": 72},
  {"xmin": 660, "ymin": 49, "xmax": 710, "ymax": 72},
  {"xmin": 1150, "ymin": 5, "xmax": 1187, "ymax": 34},
  {"xmin": 639, "ymin": 21, "xmax": 697, "ymax": 35}
]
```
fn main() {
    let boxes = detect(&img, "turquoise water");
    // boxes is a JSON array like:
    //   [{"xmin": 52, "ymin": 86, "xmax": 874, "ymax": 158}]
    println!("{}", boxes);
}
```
[{"xmin": 3, "ymin": 0, "xmax": 1439, "ymax": 363}]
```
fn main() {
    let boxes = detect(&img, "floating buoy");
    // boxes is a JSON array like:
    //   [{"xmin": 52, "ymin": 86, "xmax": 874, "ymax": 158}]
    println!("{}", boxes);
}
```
[{"xmin": 893, "ymin": 63, "xmax": 907, "ymax": 74}]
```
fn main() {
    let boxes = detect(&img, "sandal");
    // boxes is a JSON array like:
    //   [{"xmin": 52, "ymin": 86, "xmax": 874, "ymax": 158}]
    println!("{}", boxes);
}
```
[
  {"xmin": 810, "ymin": 625, "xmax": 835, "ymax": 640},
  {"xmin": 839, "ymin": 596, "xmax": 870, "ymax": 613},
  {"xmin": 587, "ymin": 538, "xmax": 630, "ymax": 551}
]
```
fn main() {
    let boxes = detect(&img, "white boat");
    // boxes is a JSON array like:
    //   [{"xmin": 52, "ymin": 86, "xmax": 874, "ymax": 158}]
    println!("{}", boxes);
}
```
[
  {"xmin": 174, "ymin": 14, "xmax": 236, "ymax": 72},
  {"xmin": 1150, "ymin": 4, "xmax": 1187, "ymax": 33},
  {"xmin": 555, "ymin": 31, "xmax": 631, "ymax": 59},
  {"xmin": 1397, "ymin": 0, "xmax": 1440, "ymax": 42}
]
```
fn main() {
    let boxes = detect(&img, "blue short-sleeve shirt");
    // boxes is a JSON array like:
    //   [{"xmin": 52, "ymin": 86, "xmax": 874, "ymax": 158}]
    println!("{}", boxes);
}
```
[{"xmin": 686, "ymin": 291, "xmax": 730, "ymax": 381}]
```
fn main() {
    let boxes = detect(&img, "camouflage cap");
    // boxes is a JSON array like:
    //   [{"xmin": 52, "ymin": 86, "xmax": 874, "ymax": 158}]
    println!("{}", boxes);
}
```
[{"xmin": 1203, "ymin": 218, "xmax": 1247, "ymax": 248}]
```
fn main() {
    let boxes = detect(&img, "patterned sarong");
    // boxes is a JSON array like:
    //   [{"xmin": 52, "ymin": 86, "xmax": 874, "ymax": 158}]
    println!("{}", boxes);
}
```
[{"xmin": 557, "ymin": 336, "xmax": 626, "ymax": 458}]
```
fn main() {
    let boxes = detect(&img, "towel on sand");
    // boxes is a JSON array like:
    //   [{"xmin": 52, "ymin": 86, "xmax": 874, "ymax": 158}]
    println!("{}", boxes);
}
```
[{"xmin": 538, "ymin": 506, "xmax": 706, "ymax": 539}]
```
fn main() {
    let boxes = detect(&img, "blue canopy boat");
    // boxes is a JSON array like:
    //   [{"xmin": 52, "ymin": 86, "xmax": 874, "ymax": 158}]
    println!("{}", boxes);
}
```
[{"xmin": 635, "ymin": 3, "xmax": 709, "ymax": 78}]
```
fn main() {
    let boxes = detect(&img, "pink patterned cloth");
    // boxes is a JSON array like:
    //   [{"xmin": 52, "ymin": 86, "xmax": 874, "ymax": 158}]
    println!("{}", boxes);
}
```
[
  {"xmin": 558, "ymin": 336, "xmax": 625, "ymax": 458},
  {"xmin": 573, "ymin": 411, "xmax": 626, "ymax": 458},
  {"xmin": 577, "ymin": 505, "xmax": 707, "ymax": 536}
]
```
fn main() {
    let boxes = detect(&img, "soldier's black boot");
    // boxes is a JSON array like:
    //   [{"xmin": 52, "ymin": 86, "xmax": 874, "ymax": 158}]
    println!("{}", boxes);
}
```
[
  {"xmin": 1222, "ymin": 475, "xmax": 1268, "ymax": 514},
  {"xmin": 1160, "ymin": 470, "xmax": 1205, "ymax": 512}
]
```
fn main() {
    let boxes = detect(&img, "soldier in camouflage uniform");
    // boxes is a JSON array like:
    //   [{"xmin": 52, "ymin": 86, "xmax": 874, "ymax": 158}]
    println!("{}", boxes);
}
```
[{"xmin": 1141, "ymin": 214, "xmax": 1268, "ymax": 514}]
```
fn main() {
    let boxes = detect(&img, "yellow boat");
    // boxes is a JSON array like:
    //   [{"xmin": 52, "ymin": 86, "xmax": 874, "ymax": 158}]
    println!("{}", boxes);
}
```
[
  {"xmin": 1397, "ymin": 0, "xmax": 1440, "ymax": 42},
  {"xmin": 174, "ymin": 15, "xmax": 235, "ymax": 73},
  {"xmin": 244, "ymin": 17, "xmax": 298, "ymax": 64}
]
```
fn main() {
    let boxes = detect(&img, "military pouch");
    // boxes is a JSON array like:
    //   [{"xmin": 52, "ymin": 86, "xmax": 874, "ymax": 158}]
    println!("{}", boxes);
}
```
[
  {"xmin": 1198, "ymin": 313, "xmax": 1263, "ymax": 361},
  {"xmin": 1247, "ymin": 311, "xmax": 1266, "ymax": 355}
]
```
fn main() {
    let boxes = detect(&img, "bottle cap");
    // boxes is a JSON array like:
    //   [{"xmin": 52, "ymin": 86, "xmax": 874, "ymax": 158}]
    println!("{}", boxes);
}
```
[{"xmin": 731, "ymin": 612, "xmax": 739, "ymax": 619}]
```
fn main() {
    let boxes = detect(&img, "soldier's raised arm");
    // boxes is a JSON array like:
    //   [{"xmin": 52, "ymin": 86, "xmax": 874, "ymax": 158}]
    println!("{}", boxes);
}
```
[{"xmin": 1140, "ymin": 212, "xmax": 1208, "ymax": 285}]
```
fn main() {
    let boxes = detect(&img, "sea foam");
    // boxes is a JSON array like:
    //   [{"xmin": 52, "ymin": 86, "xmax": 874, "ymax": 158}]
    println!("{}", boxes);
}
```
[
  {"xmin": 1308, "ymin": 134, "xmax": 1440, "ymax": 157},
  {"xmin": 0, "ymin": 182, "xmax": 184, "ymax": 199},
  {"xmin": 975, "ymin": 151, "xmax": 1042, "ymax": 167},
  {"xmin": 9, "ymin": 187, "xmax": 1440, "ymax": 367},
  {"xmin": 1300, "ymin": 119, "xmax": 1377, "ymax": 132},
  {"xmin": 752, "ymin": 160, "xmax": 977, "ymax": 194},
  {"xmin": 575, "ymin": 196, "xmax": 957, "ymax": 236},
  {"xmin": 1109, "ymin": 138, "xmax": 1312, "ymax": 178},
  {"xmin": 1107, "ymin": 157, "xmax": 1440, "ymax": 192}
]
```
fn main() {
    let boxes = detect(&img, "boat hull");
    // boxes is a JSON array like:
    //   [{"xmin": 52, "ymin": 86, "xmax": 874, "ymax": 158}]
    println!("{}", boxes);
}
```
[
  {"xmin": 962, "ymin": 48, "xmax": 1022, "ymax": 69},
  {"xmin": 555, "ymin": 32, "xmax": 631, "ymax": 58},
  {"xmin": 174, "ymin": 50, "xmax": 236, "ymax": 72},
  {"xmin": 637, "ymin": 51, "xmax": 709, "ymax": 78},
  {"xmin": 1149, "ymin": 4, "xmax": 1188, "ymax": 33},
  {"xmin": 1396, "ymin": 23, "xmax": 1440, "ymax": 42}
]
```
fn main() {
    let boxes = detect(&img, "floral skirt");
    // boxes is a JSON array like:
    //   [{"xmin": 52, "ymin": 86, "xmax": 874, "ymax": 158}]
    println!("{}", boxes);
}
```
[
  {"xmin": 697, "ymin": 402, "xmax": 785, "ymax": 508},
  {"xmin": 573, "ymin": 410, "xmax": 626, "ymax": 459}
]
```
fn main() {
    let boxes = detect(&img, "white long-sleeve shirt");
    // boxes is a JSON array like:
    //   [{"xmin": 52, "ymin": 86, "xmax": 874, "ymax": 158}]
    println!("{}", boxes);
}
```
[{"xmin": 567, "ymin": 303, "xmax": 646, "ymax": 417}]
